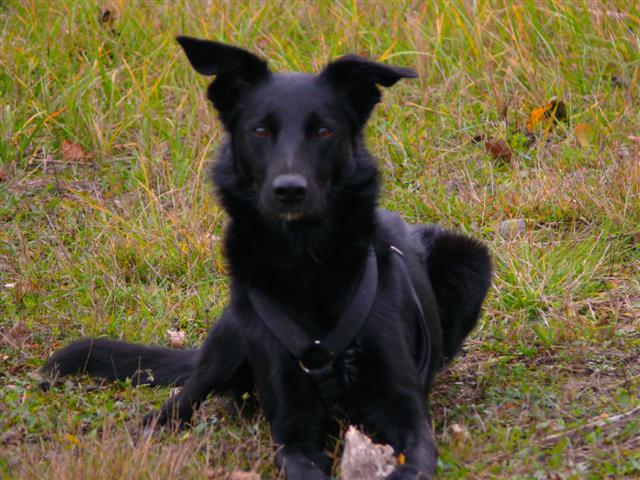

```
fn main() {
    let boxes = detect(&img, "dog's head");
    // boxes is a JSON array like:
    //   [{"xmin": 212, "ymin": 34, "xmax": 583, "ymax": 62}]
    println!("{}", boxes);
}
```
[{"xmin": 177, "ymin": 36, "xmax": 415, "ymax": 223}]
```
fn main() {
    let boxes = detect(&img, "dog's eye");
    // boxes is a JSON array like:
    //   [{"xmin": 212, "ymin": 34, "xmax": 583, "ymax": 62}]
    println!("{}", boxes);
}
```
[
  {"xmin": 316, "ymin": 126, "xmax": 333, "ymax": 139},
  {"xmin": 252, "ymin": 126, "xmax": 271, "ymax": 138}
]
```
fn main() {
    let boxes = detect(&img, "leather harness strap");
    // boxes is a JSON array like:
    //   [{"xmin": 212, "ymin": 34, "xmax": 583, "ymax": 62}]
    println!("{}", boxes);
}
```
[
  {"xmin": 390, "ymin": 245, "xmax": 431, "ymax": 383},
  {"xmin": 248, "ymin": 247, "xmax": 378, "ymax": 367},
  {"xmin": 248, "ymin": 244, "xmax": 431, "ymax": 404}
]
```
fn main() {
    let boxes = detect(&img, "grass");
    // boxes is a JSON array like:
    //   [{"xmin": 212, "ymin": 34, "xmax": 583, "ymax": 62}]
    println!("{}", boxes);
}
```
[{"xmin": 1, "ymin": 0, "xmax": 639, "ymax": 478}]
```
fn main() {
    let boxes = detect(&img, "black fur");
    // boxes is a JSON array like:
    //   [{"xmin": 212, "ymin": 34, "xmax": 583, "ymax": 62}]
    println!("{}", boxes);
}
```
[
  {"xmin": 43, "ymin": 338, "xmax": 196, "ymax": 386},
  {"xmin": 43, "ymin": 38, "xmax": 492, "ymax": 480}
]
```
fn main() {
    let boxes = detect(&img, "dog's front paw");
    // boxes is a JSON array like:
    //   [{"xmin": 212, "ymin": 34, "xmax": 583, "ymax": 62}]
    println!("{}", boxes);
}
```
[
  {"xmin": 386, "ymin": 465, "xmax": 432, "ymax": 480},
  {"xmin": 141, "ymin": 409, "xmax": 166, "ymax": 430},
  {"xmin": 141, "ymin": 406, "xmax": 186, "ymax": 433}
]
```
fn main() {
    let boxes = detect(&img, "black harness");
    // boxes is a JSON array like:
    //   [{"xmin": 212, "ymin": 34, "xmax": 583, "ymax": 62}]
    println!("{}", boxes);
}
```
[{"xmin": 248, "ymin": 245, "xmax": 431, "ymax": 405}]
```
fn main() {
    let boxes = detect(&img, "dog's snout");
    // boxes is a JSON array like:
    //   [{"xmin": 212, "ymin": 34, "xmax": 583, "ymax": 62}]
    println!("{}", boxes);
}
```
[{"xmin": 273, "ymin": 174, "xmax": 307, "ymax": 205}]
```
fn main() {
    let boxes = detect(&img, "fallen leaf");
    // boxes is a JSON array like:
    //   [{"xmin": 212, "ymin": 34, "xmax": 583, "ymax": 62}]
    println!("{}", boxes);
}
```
[
  {"xmin": 574, "ymin": 123, "xmax": 594, "ymax": 148},
  {"xmin": 497, "ymin": 219, "xmax": 527, "ymax": 239},
  {"xmin": 484, "ymin": 138, "xmax": 512, "ymax": 162},
  {"xmin": 64, "ymin": 433, "xmax": 81, "ymax": 447},
  {"xmin": 526, "ymin": 97, "xmax": 567, "ymax": 133},
  {"xmin": 0, "ymin": 321, "xmax": 31, "ymax": 347},
  {"xmin": 255, "ymin": 36, "xmax": 270, "ymax": 50},
  {"xmin": 61, "ymin": 140, "xmax": 89, "ymax": 163},
  {"xmin": 166, "ymin": 328, "xmax": 186, "ymax": 348},
  {"xmin": 0, "ymin": 167, "xmax": 7, "ymax": 182},
  {"xmin": 449, "ymin": 423, "xmax": 470, "ymax": 447}
]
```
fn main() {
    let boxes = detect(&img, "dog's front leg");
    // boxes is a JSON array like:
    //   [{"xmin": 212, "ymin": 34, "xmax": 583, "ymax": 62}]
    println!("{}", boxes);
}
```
[
  {"xmin": 360, "ymin": 372, "xmax": 438, "ymax": 479},
  {"xmin": 144, "ymin": 310, "xmax": 247, "ymax": 429},
  {"xmin": 383, "ymin": 412, "xmax": 437, "ymax": 480},
  {"xmin": 253, "ymin": 347, "xmax": 331, "ymax": 479},
  {"xmin": 365, "ymin": 390, "xmax": 438, "ymax": 479}
]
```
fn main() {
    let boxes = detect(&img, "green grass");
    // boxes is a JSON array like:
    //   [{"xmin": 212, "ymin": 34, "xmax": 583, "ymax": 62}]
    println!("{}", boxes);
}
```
[{"xmin": 1, "ymin": 0, "xmax": 639, "ymax": 478}]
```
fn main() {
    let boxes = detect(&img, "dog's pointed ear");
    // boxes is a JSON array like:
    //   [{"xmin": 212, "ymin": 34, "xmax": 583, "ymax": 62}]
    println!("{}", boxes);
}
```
[
  {"xmin": 319, "ymin": 55, "xmax": 416, "ymax": 127},
  {"xmin": 176, "ymin": 36, "xmax": 270, "ymax": 122}
]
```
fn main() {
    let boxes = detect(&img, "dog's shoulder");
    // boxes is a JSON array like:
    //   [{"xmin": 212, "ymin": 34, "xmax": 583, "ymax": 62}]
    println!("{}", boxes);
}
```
[{"xmin": 374, "ymin": 208, "xmax": 431, "ymax": 260}]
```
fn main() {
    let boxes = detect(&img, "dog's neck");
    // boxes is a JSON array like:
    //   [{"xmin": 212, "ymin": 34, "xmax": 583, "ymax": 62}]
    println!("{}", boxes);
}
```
[{"xmin": 212, "ymin": 143, "xmax": 380, "ymax": 316}]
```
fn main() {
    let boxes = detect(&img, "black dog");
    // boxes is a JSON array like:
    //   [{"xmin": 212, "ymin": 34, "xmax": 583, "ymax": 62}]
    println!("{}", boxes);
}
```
[{"xmin": 43, "ymin": 37, "xmax": 492, "ymax": 480}]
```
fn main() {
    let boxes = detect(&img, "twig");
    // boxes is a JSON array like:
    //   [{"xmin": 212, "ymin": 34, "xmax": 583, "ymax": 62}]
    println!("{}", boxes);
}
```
[
  {"xmin": 485, "ymin": 405, "xmax": 640, "ymax": 465},
  {"xmin": 540, "ymin": 405, "xmax": 640, "ymax": 446},
  {"xmin": 608, "ymin": 372, "xmax": 640, "ymax": 391}
]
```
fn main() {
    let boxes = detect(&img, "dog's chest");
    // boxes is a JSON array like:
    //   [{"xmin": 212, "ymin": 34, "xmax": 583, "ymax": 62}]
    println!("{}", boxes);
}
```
[{"xmin": 334, "ymin": 345, "xmax": 363, "ymax": 392}]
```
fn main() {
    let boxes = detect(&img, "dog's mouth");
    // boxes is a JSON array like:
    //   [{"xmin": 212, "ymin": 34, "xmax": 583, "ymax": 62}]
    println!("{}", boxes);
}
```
[
  {"xmin": 275, "ymin": 204, "xmax": 324, "ymax": 223},
  {"xmin": 278, "ymin": 210, "xmax": 306, "ymax": 222}
]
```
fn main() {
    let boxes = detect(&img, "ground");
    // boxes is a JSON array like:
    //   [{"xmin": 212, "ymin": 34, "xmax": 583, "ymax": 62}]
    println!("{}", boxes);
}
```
[{"xmin": 1, "ymin": 1, "xmax": 639, "ymax": 479}]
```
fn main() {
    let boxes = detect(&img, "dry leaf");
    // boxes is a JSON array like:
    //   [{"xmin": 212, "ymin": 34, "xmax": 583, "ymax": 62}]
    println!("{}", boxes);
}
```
[
  {"xmin": 255, "ymin": 36, "xmax": 270, "ymax": 50},
  {"xmin": 64, "ymin": 433, "xmax": 81, "ymax": 447},
  {"xmin": 166, "ymin": 329, "xmax": 186, "ymax": 348},
  {"xmin": 526, "ymin": 98, "xmax": 567, "ymax": 133},
  {"xmin": 449, "ymin": 423, "xmax": 470, "ymax": 447},
  {"xmin": 574, "ymin": 123, "xmax": 594, "ymax": 148},
  {"xmin": 484, "ymin": 138, "xmax": 512, "ymax": 162},
  {"xmin": 497, "ymin": 219, "xmax": 527, "ymax": 239},
  {"xmin": 61, "ymin": 140, "xmax": 89, "ymax": 162},
  {"xmin": 0, "ymin": 167, "xmax": 7, "ymax": 182},
  {"xmin": 0, "ymin": 321, "xmax": 31, "ymax": 347}
]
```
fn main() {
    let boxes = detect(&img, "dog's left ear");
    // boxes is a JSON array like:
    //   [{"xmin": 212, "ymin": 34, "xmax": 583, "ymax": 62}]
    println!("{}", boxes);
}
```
[
  {"xmin": 319, "ymin": 55, "xmax": 416, "ymax": 127},
  {"xmin": 176, "ymin": 36, "xmax": 270, "ymax": 124}
]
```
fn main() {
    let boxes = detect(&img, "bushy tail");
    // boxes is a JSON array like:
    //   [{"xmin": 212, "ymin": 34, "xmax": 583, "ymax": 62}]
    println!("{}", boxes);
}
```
[
  {"xmin": 42, "ymin": 338, "xmax": 198, "ymax": 386},
  {"xmin": 418, "ymin": 227, "xmax": 493, "ymax": 360}
]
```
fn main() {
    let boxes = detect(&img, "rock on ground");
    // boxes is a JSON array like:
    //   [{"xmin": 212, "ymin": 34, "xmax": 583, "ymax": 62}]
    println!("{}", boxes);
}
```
[{"xmin": 340, "ymin": 426, "xmax": 397, "ymax": 480}]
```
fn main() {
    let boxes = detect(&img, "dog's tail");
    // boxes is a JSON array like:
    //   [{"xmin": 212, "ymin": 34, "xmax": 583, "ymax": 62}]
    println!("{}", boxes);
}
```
[
  {"xmin": 42, "ymin": 338, "xmax": 197, "ymax": 386},
  {"xmin": 418, "ymin": 227, "xmax": 493, "ymax": 360}
]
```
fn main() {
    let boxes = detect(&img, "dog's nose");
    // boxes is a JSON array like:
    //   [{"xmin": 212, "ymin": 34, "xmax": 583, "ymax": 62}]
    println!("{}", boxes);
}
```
[{"xmin": 273, "ymin": 174, "xmax": 307, "ymax": 205}]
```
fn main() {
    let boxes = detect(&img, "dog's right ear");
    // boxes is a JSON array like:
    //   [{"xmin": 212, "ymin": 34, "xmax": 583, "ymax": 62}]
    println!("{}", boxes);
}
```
[{"xmin": 176, "ymin": 36, "xmax": 270, "ymax": 122}]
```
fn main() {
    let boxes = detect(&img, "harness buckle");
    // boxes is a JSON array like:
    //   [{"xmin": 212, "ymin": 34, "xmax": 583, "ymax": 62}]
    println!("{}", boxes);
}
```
[
  {"xmin": 299, "ymin": 357, "xmax": 340, "ymax": 404},
  {"xmin": 299, "ymin": 341, "xmax": 333, "ymax": 374}
]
